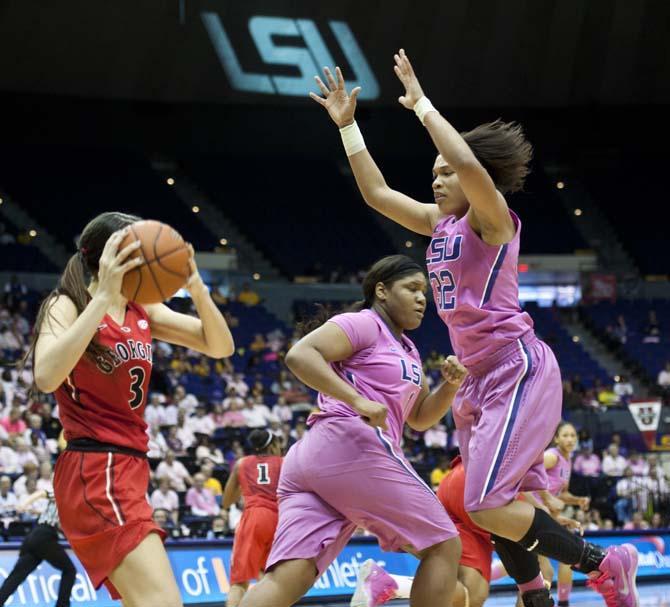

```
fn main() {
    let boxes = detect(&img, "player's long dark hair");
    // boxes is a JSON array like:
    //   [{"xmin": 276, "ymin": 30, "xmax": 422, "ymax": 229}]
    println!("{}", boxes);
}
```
[
  {"xmin": 461, "ymin": 119, "xmax": 533, "ymax": 194},
  {"xmin": 20, "ymin": 212, "xmax": 140, "ymax": 384},
  {"xmin": 296, "ymin": 255, "xmax": 424, "ymax": 337},
  {"xmin": 248, "ymin": 429, "xmax": 277, "ymax": 454}
]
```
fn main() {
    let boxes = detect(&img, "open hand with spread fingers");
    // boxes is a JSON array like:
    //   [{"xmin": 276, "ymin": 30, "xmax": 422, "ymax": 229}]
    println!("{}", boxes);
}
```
[
  {"xmin": 309, "ymin": 66, "xmax": 362, "ymax": 128},
  {"xmin": 394, "ymin": 48, "xmax": 426, "ymax": 110}
]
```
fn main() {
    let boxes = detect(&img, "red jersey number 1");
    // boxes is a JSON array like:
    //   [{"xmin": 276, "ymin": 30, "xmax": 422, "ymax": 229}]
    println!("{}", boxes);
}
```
[{"xmin": 256, "ymin": 463, "xmax": 270, "ymax": 485}]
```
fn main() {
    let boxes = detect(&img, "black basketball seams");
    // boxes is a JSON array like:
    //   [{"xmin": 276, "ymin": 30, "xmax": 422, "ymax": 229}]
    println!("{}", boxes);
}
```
[{"xmin": 154, "ymin": 247, "xmax": 190, "ymax": 280}]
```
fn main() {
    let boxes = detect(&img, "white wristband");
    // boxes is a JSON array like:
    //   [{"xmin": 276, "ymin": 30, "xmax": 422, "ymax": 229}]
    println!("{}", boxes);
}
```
[
  {"xmin": 414, "ymin": 96, "xmax": 437, "ymax": 125},
  {"xmin": 339, "ymin": 121, "xmax": 366, "ymax": 157}
]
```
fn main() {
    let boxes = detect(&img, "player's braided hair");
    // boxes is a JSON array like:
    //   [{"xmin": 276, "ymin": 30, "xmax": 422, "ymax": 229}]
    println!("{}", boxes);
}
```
[
  {"xmin": 296, "ymin": 255, "xmax": 424, "ymax": 336},
  {"xmin": 20, "ymin": 211, "xmax": 140, "ymax": 392},
  {"xmin": 248, "ymin": 429, "xmax": 276, "ymax": 454}
]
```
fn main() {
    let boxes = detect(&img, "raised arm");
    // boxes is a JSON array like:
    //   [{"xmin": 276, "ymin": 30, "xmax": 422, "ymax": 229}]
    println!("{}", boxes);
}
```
[
  {"xmin": 285, "ymin": 320, "xmax": 389, "ymax": 429},
  {"xmin": 146, "ymin": 246, "xmax": 234, "ymax": 359},
  {"xmin": 310, "ymin": 67, "xmax": 440, "ymax": 236},
  {"xmin": 34, "ymin": 230, "xmax": 143, "ymax": 392},
  {"xmin": 407, "ymin": 356, "xmax": 467, "ymax": 431},
  {"xmin": 393, "ymin": 49, "xmax": 515, "ymax": 244}
]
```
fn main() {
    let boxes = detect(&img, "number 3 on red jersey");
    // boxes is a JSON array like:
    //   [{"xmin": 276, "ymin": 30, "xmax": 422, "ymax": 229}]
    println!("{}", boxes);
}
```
[{"xmin": 128, "ymin": 367, "xmax": 146, "ymax": 409}]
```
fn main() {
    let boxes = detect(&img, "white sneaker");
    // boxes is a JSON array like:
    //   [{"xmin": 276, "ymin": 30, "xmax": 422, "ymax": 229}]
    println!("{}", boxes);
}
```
[{"xmin": 350, "ymin": 559, "xmax": 399, "ymax": 607}]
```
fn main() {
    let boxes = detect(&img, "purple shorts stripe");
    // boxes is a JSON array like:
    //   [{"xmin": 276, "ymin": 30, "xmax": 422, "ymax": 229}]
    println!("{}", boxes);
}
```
[
  {"xmin": 480, "ymin": 339, "xmax": 533, "ymax": 502},
  {"xmin": 375, "ymin": 428, "xmax": 437, "ymax": 500}
]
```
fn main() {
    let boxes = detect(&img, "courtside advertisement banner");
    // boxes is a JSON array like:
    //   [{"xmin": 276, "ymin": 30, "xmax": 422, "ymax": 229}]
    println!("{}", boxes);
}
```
[{"xmin": 0, "ymin": 534, "xmax": 668, "ymax": 605}]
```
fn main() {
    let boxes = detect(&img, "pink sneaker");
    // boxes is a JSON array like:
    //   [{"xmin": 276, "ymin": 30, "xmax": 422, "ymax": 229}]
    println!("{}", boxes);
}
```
[
  {"xmin": 350, "ymin": 559, "xmax": 399, "ymax": 607},
  {"xmin": 587, "ymin": 544, "xmax": 639, "ymax": 607}
]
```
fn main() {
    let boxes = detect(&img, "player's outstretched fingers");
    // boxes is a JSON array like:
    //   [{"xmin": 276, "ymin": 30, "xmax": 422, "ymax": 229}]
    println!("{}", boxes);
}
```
[
  {"xmin": 314, "ymin": 76, "xmax": 330, "ymax": 97},
  {"xmin": 323, "ymin": 66, "xmax": 338, "ymax": 91}
]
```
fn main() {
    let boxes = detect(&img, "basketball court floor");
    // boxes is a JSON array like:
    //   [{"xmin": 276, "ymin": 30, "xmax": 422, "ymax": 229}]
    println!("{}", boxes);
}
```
[{"xmin": 309, "ymin": 582, "xmax": 670, "ymax": 607}]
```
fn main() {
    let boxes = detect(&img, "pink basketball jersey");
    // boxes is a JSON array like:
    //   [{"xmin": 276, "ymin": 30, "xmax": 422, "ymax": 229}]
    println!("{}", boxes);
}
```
[
  {"xmin": 545, "ymin": 447, "xmax": 571, "ymax": 496},
  {"xmin": 426, "ymin": 210, "xmax": 533, "ymax": 368},
  {"xmin": 308, "ymin": 309, "xmax": 423, "ymax": 446}
]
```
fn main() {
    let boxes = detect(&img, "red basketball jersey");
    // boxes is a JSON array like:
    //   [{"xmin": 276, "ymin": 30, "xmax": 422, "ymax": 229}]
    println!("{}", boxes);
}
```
[
  {"xmin": 238, "ymin": 455, "xmax": 283, "ymax": 511},
  {"xmin": 55, "ymin": 302, "xmax": 153, "ymax": 452}
]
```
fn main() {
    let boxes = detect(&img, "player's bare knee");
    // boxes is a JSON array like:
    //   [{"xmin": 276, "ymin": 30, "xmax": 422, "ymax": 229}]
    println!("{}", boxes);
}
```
[
  {"xmin": 421, "ymin": 536, "xmax": 462, "ymax": 564},
  {"xmin": 469, "ymin": 584, "xmax": 489, "ymax": 607}
]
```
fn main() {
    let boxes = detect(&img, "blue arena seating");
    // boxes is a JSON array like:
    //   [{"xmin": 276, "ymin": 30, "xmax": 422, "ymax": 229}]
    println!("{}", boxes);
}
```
[{"xmin": 0, "ymin": 146, "xmax": 217, "ymax": 253}]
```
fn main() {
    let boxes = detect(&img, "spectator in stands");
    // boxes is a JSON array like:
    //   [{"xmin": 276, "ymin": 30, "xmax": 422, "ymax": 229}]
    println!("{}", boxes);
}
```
[
  {"xmin": 23, "ymin": 414, "xmax": 47, "ymax": 448},
  {"xmin": 188, "ymin": 403, "xmax": 216, "ymax": 436},
  {"xmin": 647, "ymin": 453, "xmax": 665, "ymax": 479},
  {"xmin": 186, "ymin": 473, "xmax": 220, "ymax": 517},
  {"xmin": 165, "ymin": 425, "xmax": 186, "ymax": 456},
  {"xmin": 14, "ymin": 438, "xmax": 38, "ymax": 469},
  {"xmin": 228, "ymin": 373, "xmax": 249, "ymax": 398},
  {"xmin": 573, "ymin": 445, "xmax": 601, "ymax": 477},
  {"xmin": 249, "ymin": 333, "xmax": 267, "ymax": 353},
  {"xmin": 241, "ymin": 397, "xmax": 274, "ymax": 428},
  {"xmin": 628, "ymin": 450, "xmax": 649, "ymax": 477},
  {"xmin": 173, "ymin": 385, "xmax": 198, "ymax": 415},
  {"xmin": 597, "ymin": 383, "xmax": 619, "ymax": 407},
  {"xmin": 609, "ymin": 432, "xmax": 628, "ymax": 456},
  {"xmin": 645, "ymin": 467, "xmax": 669, "ymax": 515},
  {"xmin": 147, "ymin": 424, "xmax": 168, "ymax": 459},
  {"xmin": 578, "ymin": 429, "xmax": 593, "ymax": 452},
  {"xmin": 223, "ymin": 386, "xmax": 244, "ymax": 410},
  {"xmin": 611, "ymin": 314, "xmax": 628, "ymax": 344},
  {"xmin": 150, "ymin": 477, "xmax": 180, "ymax": 525},
  {"xmin": 237, "ymin": 282, "xmax": 260, "ymax": 306},
  {"xmin": 643, "ymin": 310, "xmax": 661, "ymax": 344},
  {"xmin": 13, "ymin": 462, "xmax": 38, "ymax": 499},
  {"xmin": 201, "ymin": 464, "xmax": 223, "ymax": 498},
  {"xmin": 195, "ymin": 434, "xmax": 225, "ymax": 467},
  {"xmin": 221, "ymin": 400, "xmax": 246, "ymax": 428},
  {"xmin": 624, "ymin": 511, "xmax": 650, "ymax": 530},
  {"xmin": 1, "ymin": 407, "xmax": 27, "ymax": 435},
  {"xmin": 145, "ymin": 393, "xmax": 166, "ymax": 428},
  {"xmin": 430, "ymin": 456, "xmax": 450, "ymax": 490},
  {"xmin": 206, "ymin": 514, "xmax": 230, "ymax": 539},
  {"xmin": 650, "ymin": 512, "xmax": 664, "ymax": 529},
  {"xmin": 36, "ymin": 462, "xmax": 53, "ymax": 493},
  {"xmin": 602, "ymin": 444, "xmax": 628, "ymax": 477},
  {"xmin": 155, "ymin": 450, "xmax": 193, "ymax": 492},
  {"xmin": 152, "ymin": 508, "xmax": 182, "ymax": 539},
  {"xmin": 0, "ymin": 440, "xmax": 19, "ymax": 474},
  {"xmin": 657, "ymin": 361, "xmax": 670, "ymax": 390},
  {"xmin": 175, "ymin": 409, "xmax": 195, "ymax": 450},
  {"xmin": 266, "ymin": 328, "xmax": 286, "ymax": 353},
  {"xmin": 424, "ymin": 423, "xmax": 448, "ymax": 451},
  {"xmin": 614, "ymin": 467, "xmax": 636, "ymax": 524},
  {"xmin": 561, "ymin": 380, "xmax": 582, "ymax": 411},
  {"xmin": 613, "ymin": 375, "xmax": 634, "ymax": 404},
  {"xmin": 0, "ymin": 475, "xmax": 17, "ymax": 517},
  {"xmin": 272, "ymin": 396, "xmax": 293, "ymax": 425}
]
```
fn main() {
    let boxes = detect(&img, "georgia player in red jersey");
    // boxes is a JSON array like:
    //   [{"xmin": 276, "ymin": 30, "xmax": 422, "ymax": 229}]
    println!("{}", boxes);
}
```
[
  {"xmin": 22, "ymin": 212, "xmax": 234, "ymax": 607},
  {"xmin": 222, "ymin": 429, "xmax": 283, "ymax": 607}
]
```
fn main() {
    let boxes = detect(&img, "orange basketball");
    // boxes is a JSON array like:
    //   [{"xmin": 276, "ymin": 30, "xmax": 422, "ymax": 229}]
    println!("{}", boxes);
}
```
[{"xmin": 120, "ymin": 220, "xmax": 190, "ymax": 304}]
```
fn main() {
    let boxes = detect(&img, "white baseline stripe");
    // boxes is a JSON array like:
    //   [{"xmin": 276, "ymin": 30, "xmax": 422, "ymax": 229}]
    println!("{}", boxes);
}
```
[
  {"xmin": 106, "ymin": 452, "xmax": 125, "ymax": 526},
  {"xmin": 479, "ymin": 245, "xmax": 505, "ymax": 308},
  {"xmin": 478, "ymin": 339, "xmax": 529, "ymax": 504}
]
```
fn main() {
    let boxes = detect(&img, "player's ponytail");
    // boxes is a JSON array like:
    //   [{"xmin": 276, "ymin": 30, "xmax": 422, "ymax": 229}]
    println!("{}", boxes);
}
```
[
  {"xmin": 19, "ymin": 211, "xmax": 140, "ymax": 391},
  {"xmin": 461, "ymin": 119, "xmax": 533, "ymax": 194},
  {"xmin": 296, "ymin": 255, "xmax": 424, "ymax": 337}
]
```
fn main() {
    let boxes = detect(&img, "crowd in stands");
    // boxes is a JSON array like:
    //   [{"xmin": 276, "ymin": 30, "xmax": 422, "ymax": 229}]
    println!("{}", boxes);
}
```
[{"xmin": 0, "ymin": 280, "xmax": 669, "ymax": 545}]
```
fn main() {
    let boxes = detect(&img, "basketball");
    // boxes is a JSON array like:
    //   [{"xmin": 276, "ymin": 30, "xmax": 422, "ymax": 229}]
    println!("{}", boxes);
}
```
[{"xmin": 120, "ymin": 220, "xmax": 190, "ymax": 304}]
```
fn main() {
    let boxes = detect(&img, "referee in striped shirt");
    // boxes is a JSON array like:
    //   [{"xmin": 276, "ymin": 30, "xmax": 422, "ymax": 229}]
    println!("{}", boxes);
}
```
[{"xmin": 0, "ymin": 489, "xmax": 76, "ymax": 607}]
